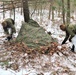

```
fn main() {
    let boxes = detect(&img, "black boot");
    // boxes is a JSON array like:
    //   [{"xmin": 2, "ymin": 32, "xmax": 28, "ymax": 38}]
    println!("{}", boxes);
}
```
[{"xmin": 71, "ymin": 45, "xmax": 75, "ymax": 52}]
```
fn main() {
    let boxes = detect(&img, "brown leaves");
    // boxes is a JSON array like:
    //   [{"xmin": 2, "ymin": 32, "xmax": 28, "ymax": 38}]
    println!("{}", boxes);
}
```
[
  {"xmin": 4, "ymin": 41, "xmax": 68, "ymax": 56},
  {"xmin": 10, "ymin": 63, "xmax": 19, "ymax": 70},
  {"xmin": 4, "ymin": 42, "xmax": 28, "ymax": 53},
  {"xmin": 40, "ymin": 42, "xmax": 68, "ymax": 55}
]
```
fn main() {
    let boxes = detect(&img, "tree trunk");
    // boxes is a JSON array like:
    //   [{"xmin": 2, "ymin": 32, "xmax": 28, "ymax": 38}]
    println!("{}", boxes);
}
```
[
  {"xmin": 3, "ymin": 2, "xmax": 5, "ymax": 19},
  {"xmin": 51, "ymin": 0, "xmax": 54, "ymax": 21},
  {"xmin": 48, "ymin": 3, "xmax": 51, "ymax": 19},
  {"xmin": 66, "ymin": 0, "xmax": 70, "ymax": 26},
  {"xmin": 62, "ymin": 0, "xmax": 65, "ymax": 24},
  {"xmin": 22, "ymin": 0, "xmax": 30, "ymax": 22},
  {"xmin": 52, "ymin": 7, "xmax": 54, "ymax": 21}
]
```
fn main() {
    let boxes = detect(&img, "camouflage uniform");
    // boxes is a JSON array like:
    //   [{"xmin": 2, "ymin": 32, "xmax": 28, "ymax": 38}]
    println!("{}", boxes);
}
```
[
  {"xmin": 1, "ymin": 18, "xmax": 16, "ymax": 41},
  {"xmin": 62, "ymin": 24, "xmax": 76, "ymax": 44}
]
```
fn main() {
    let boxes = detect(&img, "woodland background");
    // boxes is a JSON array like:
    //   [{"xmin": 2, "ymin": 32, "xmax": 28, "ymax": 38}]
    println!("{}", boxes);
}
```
[{"xmin": 0, "ymin": 0, "xmax": 76, "ymax": 75}]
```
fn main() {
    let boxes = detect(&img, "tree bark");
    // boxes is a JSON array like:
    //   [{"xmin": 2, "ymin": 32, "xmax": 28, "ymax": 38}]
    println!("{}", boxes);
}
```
[
  {"xmin": 48, "ymin": 3, "xmax": 51, "ymax": 19},
  {"xmin": 62, "ymin": 0, "xmax": 65, "ymax": 24},
  {"xmin": 51, "ymin": 0, "xmax": 54, "ymax": 21},
  {"xmin": 22, "ymin": 0, "xmax": 30, "ymax": 22},
  {"xmin": 66, "ymin": 0, "xmax": 70, "ymax": 26}
]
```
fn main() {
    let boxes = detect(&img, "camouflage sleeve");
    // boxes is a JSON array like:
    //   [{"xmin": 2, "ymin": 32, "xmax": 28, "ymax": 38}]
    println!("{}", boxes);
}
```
[
  {"xmin": 3, "ymin": 27, "xmax": 9, "ymax": 35},
  {"xmin": 69, "ymin": 36, "xmax": 73, "ymax": 42},
  {"xmin": 67, "ymin": 28, "xmax": 75, "ymax": 42},
  {"xmin": 62, "ymin": 31, "xmax": 69, "ymax": 44},
  {"xmin": 68, "ymin": 29, "xmax": 75, "ymax": 36},
  {"xmin": 11, "ymin": 24, "xmax": 16, "ymax": 35}
]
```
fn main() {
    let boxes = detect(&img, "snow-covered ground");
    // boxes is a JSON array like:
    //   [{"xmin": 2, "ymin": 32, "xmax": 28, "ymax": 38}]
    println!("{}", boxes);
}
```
[{"xmin": 0, "ymin": 8, "xmax": 76, "ymax": 75}]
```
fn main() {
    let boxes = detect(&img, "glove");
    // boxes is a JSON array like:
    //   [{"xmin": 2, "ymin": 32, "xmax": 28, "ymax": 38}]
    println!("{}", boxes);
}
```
[
  {"xmin": 69, "ymin": 38, "xmax": 71, "ymax": 42},
  {"xmin": 7, "ymin": 35, "xmax": 12, "ymax": 41},
  {"xmin": 47, "ymin": 32, "xmax": 51, "ymax": 35},
  {"xmin": 61, "ymin": 41, "xmax": 65, "ymax": 45},
  {"xmin": 71, "ymin": 44, "xmax": 75, "ymax": 52}
]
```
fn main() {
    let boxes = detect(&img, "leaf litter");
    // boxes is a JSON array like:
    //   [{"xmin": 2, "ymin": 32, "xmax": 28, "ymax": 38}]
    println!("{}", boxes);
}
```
[{"xmin": 0, "ymin": 40, "xmax": 74, "ymax": 75}]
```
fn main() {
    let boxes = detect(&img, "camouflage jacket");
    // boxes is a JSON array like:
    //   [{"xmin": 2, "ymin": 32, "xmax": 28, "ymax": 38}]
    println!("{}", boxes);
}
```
[
  {"xmin": 2, "ymin": 18, "xmax": 16, "ymax": 35},
  {"xmin": 62, "ymin": 24, "xmax": 76, "ymax": 44}
]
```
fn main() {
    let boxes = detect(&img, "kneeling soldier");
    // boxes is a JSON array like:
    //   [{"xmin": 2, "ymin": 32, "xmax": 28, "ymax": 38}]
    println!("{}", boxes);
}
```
[{"xmin": 1, "ymin": 18, "xmax": 16, "ymax": 41}]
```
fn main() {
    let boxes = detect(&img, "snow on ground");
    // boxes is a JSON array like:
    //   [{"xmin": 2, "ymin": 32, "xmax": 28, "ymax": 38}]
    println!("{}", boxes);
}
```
[
  {"xmin": 0, "ymin": 8, "xmax": 76, "ymax": 75},
  {"xmin": 72, "ymin": 35, "xmax": 76, "ymax": 52}
]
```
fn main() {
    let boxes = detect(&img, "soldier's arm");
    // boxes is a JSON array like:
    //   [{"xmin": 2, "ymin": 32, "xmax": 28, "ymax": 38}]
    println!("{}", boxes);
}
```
[
  {"xmin": 68, "ymin": 28, "xmax": 75, "ymax": 42},
  {"xmin": 11, "ymin": 24, "xmax": 16, "ymax": 35},
  {"xmin": 69, "ymin": 33, "xmax": 75, "ymax": 42},
  {"xmin": 3, "ymin": 27, "xmax": 9, "ymax": 35},
  {"xmin": 62, "ymin": 31, "xmax": 69, "ymax": 44},
  {"xmin": 69, "ymin": 35, "xmax": 74, "ymax": 42},
  {"xmin": 6, "ymin": 24, "xmax": 16, "ymax": 41}
]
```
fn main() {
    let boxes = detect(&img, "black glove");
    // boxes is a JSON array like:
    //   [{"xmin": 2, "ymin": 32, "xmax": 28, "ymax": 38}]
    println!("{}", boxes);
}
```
[
  {"xmin": 69, "ymin": 38, "xmax": 71, "ymax": 42},
  {"xmin": 71, "ymin": 44, "xmax": 75, "ymax": 52},
  {"xmin": 61, "ymin": 41, "xmax": 65, "ymax": 45},
  {"xmin": 7, "ymin": 35, "xmax": 12, "ymax": 41},
  {"xmin": 47, "ymin": 32, "xmax": 51, "ymax": 35}
]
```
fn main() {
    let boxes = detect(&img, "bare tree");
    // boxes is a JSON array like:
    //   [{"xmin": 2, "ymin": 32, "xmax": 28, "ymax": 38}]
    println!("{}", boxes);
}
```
[
  {"xmin": 66, "ymin": 0, "xmax": 70, "ymax": 26},
  {"xmin": 22, "ymin": 0, "xmax": 30, "ymax": 22},
  {"xmin": 62, "ymin": 0, "xmax": 65, "ymax": 24},
  {"xmin": 51, "ymin": 0, "xmax": 55, "ymax": 21}
]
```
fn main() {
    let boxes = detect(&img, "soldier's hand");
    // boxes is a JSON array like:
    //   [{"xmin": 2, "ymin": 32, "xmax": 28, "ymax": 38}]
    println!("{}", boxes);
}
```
[
  {"xmin": 61, "ymin": 42, "xmax": 65, "ymax": 45},
  {"xmin": 7, "ymin": 35, "xmax": 12, "ymax": 41},
  {"xmin": 47, "ymin": 31, "xmax": 51, "ymax": 35},
  {"xmin": 69, "ymin": 39, "xmax": 71, "ymax": 42}
]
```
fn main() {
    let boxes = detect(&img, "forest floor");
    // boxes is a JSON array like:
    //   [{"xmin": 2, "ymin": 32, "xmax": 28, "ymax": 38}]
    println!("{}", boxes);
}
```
[{"xmin": 0, "ymin": 23, "xmax": 76, "ymax": 75}]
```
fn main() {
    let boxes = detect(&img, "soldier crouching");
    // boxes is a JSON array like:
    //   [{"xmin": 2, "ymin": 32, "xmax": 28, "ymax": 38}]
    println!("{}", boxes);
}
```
[
  {"xmin": 1, "ymin": 18, "xmax": 16, "ymax": 41},
  {"xmin": 60, "ymin": 24, "xmax": 76, "ymax": 52}
]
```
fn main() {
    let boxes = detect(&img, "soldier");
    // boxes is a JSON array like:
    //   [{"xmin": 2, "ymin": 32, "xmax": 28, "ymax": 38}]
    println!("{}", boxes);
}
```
[
  {"xmin": 1, "ymin": 18, "xmax": 16, "ymax": 41},
  {"xmin": 60, "ymin": 24, "xmax": 76, "ymax": 52}
]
